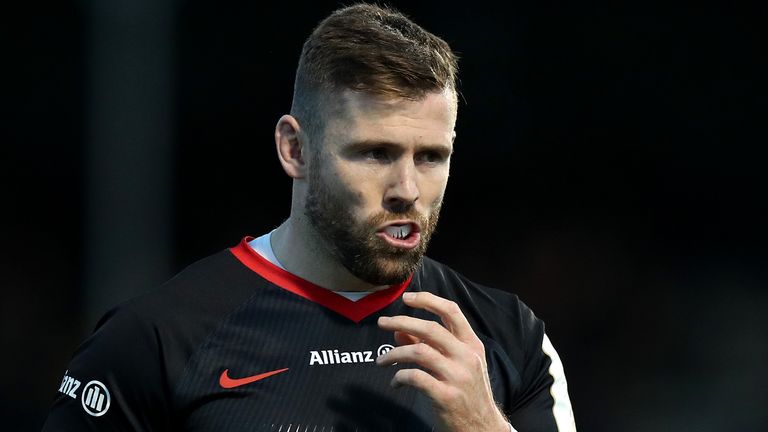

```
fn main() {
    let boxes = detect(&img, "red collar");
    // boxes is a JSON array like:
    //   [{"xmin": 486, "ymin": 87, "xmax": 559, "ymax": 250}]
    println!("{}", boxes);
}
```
[{"xmin": 229, "ymin": 237, "xmax": 411, "ymax": 323}]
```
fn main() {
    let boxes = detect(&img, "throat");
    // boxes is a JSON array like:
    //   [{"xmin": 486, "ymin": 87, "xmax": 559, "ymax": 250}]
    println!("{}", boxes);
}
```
[{"xmin": 270, "ymin": 220, "xmax": 387, "ymax": 293}]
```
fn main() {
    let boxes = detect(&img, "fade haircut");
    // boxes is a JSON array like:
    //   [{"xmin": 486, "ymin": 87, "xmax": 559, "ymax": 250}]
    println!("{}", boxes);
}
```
[{"xmin": 290, "ymin": 2, "xmax": 459, "ymax": 143}]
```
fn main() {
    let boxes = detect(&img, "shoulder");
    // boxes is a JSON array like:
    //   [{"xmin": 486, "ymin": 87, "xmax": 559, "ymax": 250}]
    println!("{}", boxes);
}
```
[
  {"xmin": 75, "ymin": 247, "xmax": 262, "ymax": 391},
  {"xmin": 417, "ymin": 256, "xmax": 539, "ymax": 320},
  {"xmin": 416, "ymin": 256, "xmax": 544, "ymax": 344},
  {"xmin": 115, "ymin": 247, "xmax": 260, "ymax": 328},
  {"xmin": 43, "ymin": 245, "xmax": 269, "ymax": 429}
]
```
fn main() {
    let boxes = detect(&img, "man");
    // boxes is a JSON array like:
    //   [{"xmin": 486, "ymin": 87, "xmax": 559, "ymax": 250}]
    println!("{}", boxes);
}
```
[{"xmin": 43, "ymin": 3, "xmax": 576, "ymax": 431}]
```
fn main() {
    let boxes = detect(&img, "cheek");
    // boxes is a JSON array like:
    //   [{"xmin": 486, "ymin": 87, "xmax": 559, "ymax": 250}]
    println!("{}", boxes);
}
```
[
  {"xmin": 327, "ymin": 166, "xmax": 380, "ymax": 212},
  {"xmin": 422, "ymin": 171, "xmax": 450, "ymax": 205},
  {"xmin": 350, "ymin": 185, "xmax": 381, "ymax": 215}
]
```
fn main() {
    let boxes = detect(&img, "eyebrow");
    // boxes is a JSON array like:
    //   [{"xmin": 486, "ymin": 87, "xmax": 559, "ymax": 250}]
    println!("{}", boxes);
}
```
[{"xmin": 345, "ymin": 139, "xmax": 454, "ymax": 155}]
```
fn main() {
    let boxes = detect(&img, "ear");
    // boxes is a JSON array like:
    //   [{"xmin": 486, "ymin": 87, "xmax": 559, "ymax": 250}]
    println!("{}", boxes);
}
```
[{"xmin": 275, "ymin": 114, "xmax": 306, "ymax": 179}]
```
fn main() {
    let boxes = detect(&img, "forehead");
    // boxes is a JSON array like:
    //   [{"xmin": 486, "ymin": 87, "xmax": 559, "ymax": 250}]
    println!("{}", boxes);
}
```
[{"xmin": 321, "ymin": 89, "xmax": 457, "ymax": 148}]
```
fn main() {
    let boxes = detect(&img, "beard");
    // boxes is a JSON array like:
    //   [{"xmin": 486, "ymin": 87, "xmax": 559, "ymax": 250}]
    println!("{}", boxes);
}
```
[{"xmin": 305, "ymin": 166, "xmax": 441, "ymax": 286}]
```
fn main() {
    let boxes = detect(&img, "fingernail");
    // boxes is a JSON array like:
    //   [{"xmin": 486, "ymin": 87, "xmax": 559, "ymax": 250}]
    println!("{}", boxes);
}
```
[
  {"xmin": 403, "ymin": 292, "xmax": 415, "ymax": 301},
  {"xmin": 378, "ymin": 316, "xmax": 390, "ymax": 325}
]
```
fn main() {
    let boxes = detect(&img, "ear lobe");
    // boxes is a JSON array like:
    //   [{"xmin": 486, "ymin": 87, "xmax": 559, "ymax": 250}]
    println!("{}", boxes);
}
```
[{"xmin": 275, "ymin": 115, "xmax": 306, "ymax": 179}]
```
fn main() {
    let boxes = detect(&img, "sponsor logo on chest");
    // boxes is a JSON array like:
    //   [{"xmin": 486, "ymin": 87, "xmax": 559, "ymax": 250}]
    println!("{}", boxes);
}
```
[{"xmin": 308, "ymin": 344, "xmax": 394, "ymax": 366}]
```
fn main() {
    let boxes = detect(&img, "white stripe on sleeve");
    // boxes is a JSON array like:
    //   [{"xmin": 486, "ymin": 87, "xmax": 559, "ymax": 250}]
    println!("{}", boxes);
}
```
[{"xmin": 541, "ymin": 333, "xmax": 577, "ymax": 431}]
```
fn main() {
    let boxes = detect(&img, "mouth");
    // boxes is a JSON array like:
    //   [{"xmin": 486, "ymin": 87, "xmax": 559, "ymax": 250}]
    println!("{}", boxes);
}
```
[{"xmin": 375, "ymin": 221, "xmax": 421, "ymax": 249}]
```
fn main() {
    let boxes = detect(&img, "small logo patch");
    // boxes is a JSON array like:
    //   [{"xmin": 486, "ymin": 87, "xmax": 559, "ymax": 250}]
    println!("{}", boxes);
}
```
[
  {"xmin": 81, "ymin": 380, "xmax": 110, "ymax": 416},
  {"xmin": 219, "ymin": 368, "xmax": 289, "ymax": 389},
  {"xmin": 377, "ymin": 344, "xmax": 395, "ymax": 357}
]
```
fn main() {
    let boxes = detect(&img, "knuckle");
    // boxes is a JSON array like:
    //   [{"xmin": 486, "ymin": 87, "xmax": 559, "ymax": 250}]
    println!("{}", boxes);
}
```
[
  {"xmin": 413, "ymin": 342, "xmax": 430, "ymax": 356},
  {"xmin": 473, "ymin": 340, "xmax": 486, "ymax": 355},
  {"xmin": 446, "ymin": 300, "xmax": 461, "ymax": 315}
]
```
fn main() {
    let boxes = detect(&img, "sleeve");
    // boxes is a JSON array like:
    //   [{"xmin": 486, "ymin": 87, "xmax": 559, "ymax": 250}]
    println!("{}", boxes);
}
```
[
  {"xmin": 507, "ymin": 328, "xmax": 577, "ymax": 432},
  {"xmin": 41, "ymin": 304, "xmax": 173, "ymax": 431}
]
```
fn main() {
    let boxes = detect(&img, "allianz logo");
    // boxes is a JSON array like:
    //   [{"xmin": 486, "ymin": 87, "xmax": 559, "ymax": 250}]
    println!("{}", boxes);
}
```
[
  {"xmin": 56, "ymin": 370, "xmax": 111, "ymax": 416},
  {"xmin": 309, "ymin": 344, "xmax": 394, "ymax": 366}
]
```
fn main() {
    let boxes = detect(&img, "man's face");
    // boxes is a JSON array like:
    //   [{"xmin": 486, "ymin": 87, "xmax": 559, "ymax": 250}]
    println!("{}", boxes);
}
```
[{"xmin": 305, "ymin": 89, "xmax": 456, "ymax": 285}]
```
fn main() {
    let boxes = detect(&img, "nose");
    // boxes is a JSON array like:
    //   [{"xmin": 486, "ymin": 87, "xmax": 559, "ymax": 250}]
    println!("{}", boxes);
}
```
[{"xmin": 383, "ymin": 159, "xmax": 419, "ymax": 213}]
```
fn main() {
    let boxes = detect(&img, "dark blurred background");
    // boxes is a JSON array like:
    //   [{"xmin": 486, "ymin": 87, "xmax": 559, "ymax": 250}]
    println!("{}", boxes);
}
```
[{"xmin": 4, "ymin": 1, "xmax": 767, "ymax": 431}]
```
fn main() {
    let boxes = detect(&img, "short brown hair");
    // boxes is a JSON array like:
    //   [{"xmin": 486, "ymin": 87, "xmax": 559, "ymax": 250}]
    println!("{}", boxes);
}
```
[{"xmin": 291, "ymin": 3, "xmax": 459, "ymax": 141}]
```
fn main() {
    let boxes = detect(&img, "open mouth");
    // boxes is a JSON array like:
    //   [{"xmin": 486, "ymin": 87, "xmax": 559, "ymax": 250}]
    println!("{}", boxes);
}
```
[
  {"xmin": 376, "ymin": 222, "xmax": 421, "ymax": 249},
  {"xmin": 384, "ymin": 224, "xmax": 413, "ymax": 239}
]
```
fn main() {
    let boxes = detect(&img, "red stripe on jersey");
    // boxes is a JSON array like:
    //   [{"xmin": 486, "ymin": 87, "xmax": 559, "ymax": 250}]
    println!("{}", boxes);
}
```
[{"xmin": 229, "ymin": 237, "xmax": 411, "ymax": 323}]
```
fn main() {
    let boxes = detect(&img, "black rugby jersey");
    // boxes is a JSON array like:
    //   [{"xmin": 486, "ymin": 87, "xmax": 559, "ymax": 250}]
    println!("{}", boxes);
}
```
[{"xmin": 43, "ymin": 237, "xmax": 576, "ymax": 431}]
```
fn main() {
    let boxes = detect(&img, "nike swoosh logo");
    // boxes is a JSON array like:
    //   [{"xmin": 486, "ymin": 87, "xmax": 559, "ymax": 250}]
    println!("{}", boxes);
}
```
[{"xmin": 219, "ymin": 368, "xmax": 289, "ymax": 389}]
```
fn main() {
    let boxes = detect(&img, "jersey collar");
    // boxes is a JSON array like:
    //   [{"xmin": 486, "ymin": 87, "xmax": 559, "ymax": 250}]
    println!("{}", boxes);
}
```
[{"xmin": 230, "ymin": 236, "xmax": 412, "ymax": 323}]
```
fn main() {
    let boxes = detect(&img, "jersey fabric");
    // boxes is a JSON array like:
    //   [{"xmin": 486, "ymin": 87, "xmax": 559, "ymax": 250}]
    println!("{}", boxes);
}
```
[{"xmin": 43, "ymin": 237, "xmax": 576, "ymax": 431}]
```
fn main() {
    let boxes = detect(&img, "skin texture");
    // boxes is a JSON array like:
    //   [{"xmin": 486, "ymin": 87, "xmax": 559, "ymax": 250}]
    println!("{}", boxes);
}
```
[{"xmin": 272, "ymin": 89, "xmax": 509, "ymax": 431}]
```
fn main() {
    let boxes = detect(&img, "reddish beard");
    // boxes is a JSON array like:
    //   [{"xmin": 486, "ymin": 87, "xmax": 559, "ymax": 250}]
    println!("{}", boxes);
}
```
[{"xmin": 305, "ymin": 168, "xmax": 441, "ymax": 285}]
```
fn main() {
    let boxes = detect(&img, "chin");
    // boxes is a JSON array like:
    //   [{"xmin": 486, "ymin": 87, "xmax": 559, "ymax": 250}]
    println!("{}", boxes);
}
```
[{"xmin": 353, "ymin": 255, "xmax": 421, "ymax": 286}]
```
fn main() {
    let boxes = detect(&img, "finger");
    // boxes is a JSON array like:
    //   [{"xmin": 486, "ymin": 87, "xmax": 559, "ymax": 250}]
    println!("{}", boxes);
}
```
[
  {"xmin": 402, "ymin": 291, "xmax": 476, "ymax": 342},
  {"xmin": 377, "ymin": 342, "xmax": 456, "ymax": 381},
  {"xmin": 394, "ymin": 330, "xmax": 420, "ymax": 346},
  {"xmin": 378, "ymin": 315, "xmax": 461, "ymax": 356},
  {"xmin": 390, "ymin": 368, "xmax": 446, "ymax": 400}
]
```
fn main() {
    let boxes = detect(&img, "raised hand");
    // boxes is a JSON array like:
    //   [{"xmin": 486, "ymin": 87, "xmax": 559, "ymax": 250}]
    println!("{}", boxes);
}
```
[{"xmin": 377, "ymin": 291, "xmax": 510, "ymax": 432}]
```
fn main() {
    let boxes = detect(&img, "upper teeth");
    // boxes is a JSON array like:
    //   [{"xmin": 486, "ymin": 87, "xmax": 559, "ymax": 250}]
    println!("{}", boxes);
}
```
[{"xmin": 385, "ymin": 224, "xmax": 412, "ymax": 239}]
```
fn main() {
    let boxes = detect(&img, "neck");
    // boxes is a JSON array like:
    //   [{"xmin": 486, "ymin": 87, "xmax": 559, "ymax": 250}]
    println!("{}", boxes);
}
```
[{"xmin": 271, "ymin": 215, "xmax": 388, "ymax": 293}]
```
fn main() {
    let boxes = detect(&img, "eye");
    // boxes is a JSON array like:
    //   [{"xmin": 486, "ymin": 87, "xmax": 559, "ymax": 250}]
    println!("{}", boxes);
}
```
[
  {"xmin": 362, "ymin": 148, "xmax": 389, "ymax": 162},
  {"xmin": 415, "ymin": 151, "xmax": 446, "ymax": 165}
]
